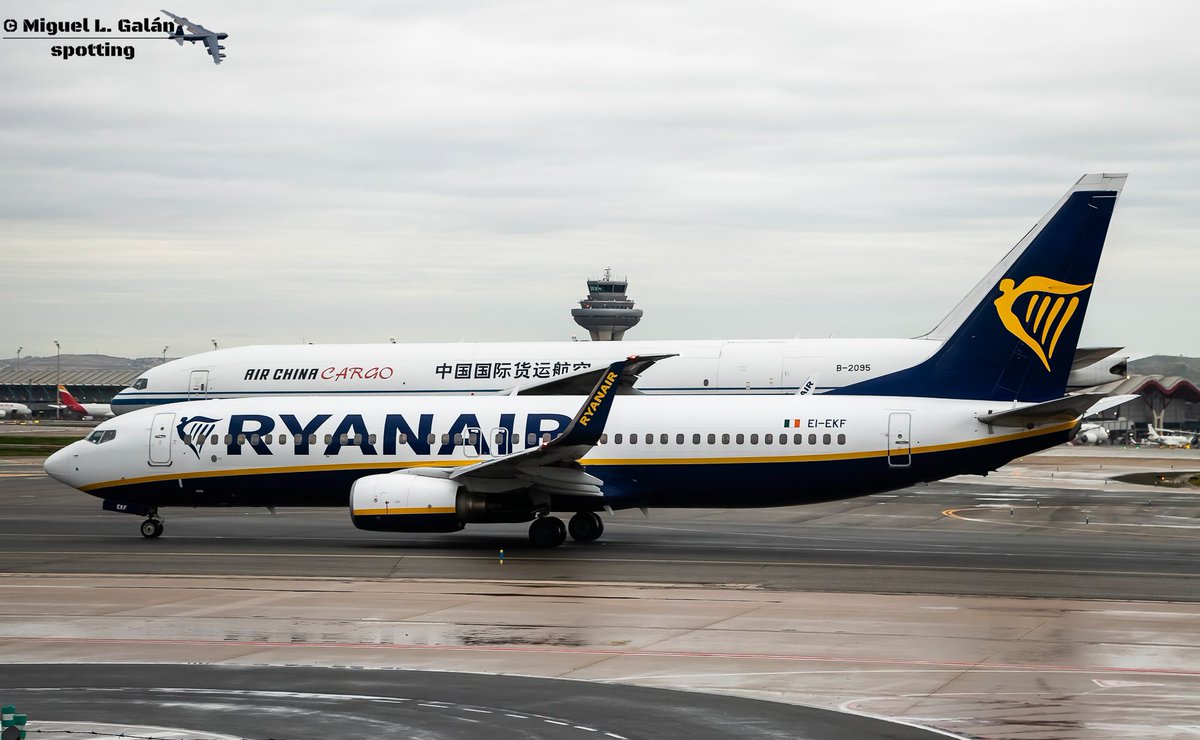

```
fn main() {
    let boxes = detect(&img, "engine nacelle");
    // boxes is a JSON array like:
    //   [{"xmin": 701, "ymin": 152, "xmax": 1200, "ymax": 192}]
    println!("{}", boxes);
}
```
[
  {"xmin": 1067, "ymin": 357, "xmax": 1128, "ymax": 388},
  {"xmin": 350, "ymin": 473, "xmax": 467, "ymax": 533}
]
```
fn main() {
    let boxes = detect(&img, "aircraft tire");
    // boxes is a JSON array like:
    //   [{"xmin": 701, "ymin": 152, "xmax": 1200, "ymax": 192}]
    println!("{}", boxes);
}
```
[
  {"xmin": 568, "ymin": 511, "xmax": 604, "ymax": 542},
  {"xmin": 529, "ymin": 516, "xmax": 566, "ymax": 548},
  {"xmin": 141, "ymin": 519, "xmax": 164, "ymax": 539}
]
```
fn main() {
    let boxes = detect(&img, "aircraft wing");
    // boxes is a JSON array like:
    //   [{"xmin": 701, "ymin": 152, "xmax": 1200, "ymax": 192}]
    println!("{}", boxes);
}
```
[
  {"xmin": 450, "ymin": 358, "xmax": 630, "ymax": 494},
  {"xmin": 161, "ymin": 9, "xmax": 213, "ymax": 35},
  {"xmin": 202, "ymin": 34, "xmax": 223, "ymax": 64}
]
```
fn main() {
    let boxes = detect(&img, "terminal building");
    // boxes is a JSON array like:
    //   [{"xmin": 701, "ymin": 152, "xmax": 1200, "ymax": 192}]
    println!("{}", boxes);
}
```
[{"xmin": 570, "ymin": 269, "xmax": 643, "ymax": 341}]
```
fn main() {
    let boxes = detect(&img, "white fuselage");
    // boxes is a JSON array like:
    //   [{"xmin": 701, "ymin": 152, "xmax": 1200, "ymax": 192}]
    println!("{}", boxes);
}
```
[
  {"xmin": 113, "ymin": 338, "xmax": 942, "ymax": 413},
  {"xmin": 0, "ymin": 402, "xmax": 31, "ymax": 419},
  {"xmin": 48, "ymin": 393, "xmax": 1074, "ymax": 511}
]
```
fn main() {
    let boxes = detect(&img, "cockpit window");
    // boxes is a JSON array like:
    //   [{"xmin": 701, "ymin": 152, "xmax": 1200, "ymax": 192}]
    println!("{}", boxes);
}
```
[
  {"xmin": 132, "ymin": 378, "xmax": 148, "ymax": 390},
  {"xmin": 87, "ymin": 430, "xmax": 118, "ymax": 445}
]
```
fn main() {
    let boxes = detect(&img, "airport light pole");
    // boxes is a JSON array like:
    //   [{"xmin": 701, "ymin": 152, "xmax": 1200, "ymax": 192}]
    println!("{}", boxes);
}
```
[
  {"xmin": 53, "ymin": 340, "xmax": 60, "ymax": 420},
  {"xmin": 211, "ymin": 339, "xmax": 218, "ymax": 350},
  {"xmin": 14, "ymin": 346, "xmax": 21, "ymax": 373},
  {"xmin": 161, "ymin": 345, "xmax": 169, "ymax": 364}
]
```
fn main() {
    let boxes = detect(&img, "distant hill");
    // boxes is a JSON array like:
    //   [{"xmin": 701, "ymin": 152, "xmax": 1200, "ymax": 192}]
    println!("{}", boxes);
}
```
[
  {"xmin": 1128, "ymin": 355, "xmax": 1200, "ymax": 383},
  {"xmin": 1, "ymin": 354, "xmax": 168, "ymax": 373}
]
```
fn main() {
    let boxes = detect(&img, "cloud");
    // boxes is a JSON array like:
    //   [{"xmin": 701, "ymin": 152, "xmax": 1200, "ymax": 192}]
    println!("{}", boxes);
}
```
[{"xmin": 2, "ymin": 0, "xmax": 1198, "ymax": 357}]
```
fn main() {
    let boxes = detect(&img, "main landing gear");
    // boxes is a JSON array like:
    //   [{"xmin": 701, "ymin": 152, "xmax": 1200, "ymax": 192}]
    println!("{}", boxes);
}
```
[
  {"xmin": 568, "ymin": 511, "xmax": 604, "ymax": 543},
  {"xmin": 140, "ymin": 516, "xmax": 164, "ymax": 539},
  {"xmin": 528, "ymin": 515, "xmax": 566, "ymax": 548},
  {"xmin": 528, "ymin": 512, "xmax": 604, "ymax": 548}
]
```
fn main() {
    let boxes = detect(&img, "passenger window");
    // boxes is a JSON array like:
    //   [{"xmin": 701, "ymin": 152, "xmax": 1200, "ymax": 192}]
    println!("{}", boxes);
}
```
[
  {"xmin": 527, "ymin": 432, "xmax": 536, "ymax": 446},
  {"xmin": 808, "ymin": 434, "xmax": 816, "ymax": 445},
  {"xmin": 211, "ymin": 434, "xmax": 219, "ymax": 446},
  {"xmin": 369, "ymin": 434, "xmax": 377, "ymax": 445},
  {"xmin": 278, "ymin": 434, "xmax": 287, "ymax": 445},
  {"xmin": 707, "ymin": 433, "xmax": 716, "ymax": 444},
  {"xmin": 735, "ymin": 433, "xmax": 744, "ymax": 445},
  {"xmin": 441, "ymin": 433, "xmax": 449, "ymax": 445},
  {"xmin": 823, "ymin": 433, "xmax": 832, "ymax": 445},
  {"xmin": 765, "ymin": 434, "xmax": 773, "ymax": 444},
  {"xmin": 541, "ymin": 433, "xmax": 551, "ymax": 444},
  {"xmin": 779, "ymin": 434, "xmax": 787, "ymax": 445},
  {"xmin": 750, "ymin": 434, "xmax": 759, "ymax": 444},
  {"xmin": 676, "ymin": 433, "xmax": 684, "ymax": 445},
  {"xmin": 264, "ymin": 434, "xmax": 273, "ymax": 445},
  {"xmin": 614, "ymin": 433, "xmax": 623, "ymax": 444},
  {"xmin": 703, "ymin": 379, "xmax": 709, "ymax": 387},
  {"xmin": 645, "ymin": 434, "xmax": 653, "ymax": 445},
  {"xmin": 429, "ymin": 433, "xmax": 438, "ymax": 445},
  {"xmin": 599, "ymin": 433, "xmax": 608, "ymax": 444},
  {"xmin": 721, "ymin": 433, "xmax": 730, "ymax": 444},
  {"xmin": 251, "ymin": 434, "xmax": 261, "ymax": 445},
  {"xmin": 692, "ymin": 433, "xmax": 700, "ymax": 444},
  {"xmin": 837, "ymin": 433, "xmax": 846, "ymax": 445},
  {"xmin": 309, "ymin": 434, "xmax": 317, "ymax": 445},
  {"xmin": 323, "ymin": 434, "xmax": 332, "ymax": 445},
  {"xmin": 630, "ymin": 433, "xmax": 639, "ymax": 444},
  {"xmin": 237, "ymin": 434, "xmax": 247, "ymax": 445},
  {"xmin": 224, "ymin": 434, "xmax": 233, "ymax": 445},
  {"xmin": 398, "ymin": 432, "xmax": 407, "ymax": 443}
]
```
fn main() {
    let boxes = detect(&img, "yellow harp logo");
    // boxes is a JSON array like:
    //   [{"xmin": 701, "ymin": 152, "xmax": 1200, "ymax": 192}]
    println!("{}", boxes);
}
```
[{"xmin": 994, "ymin": 276, "xmax": 1091, "ymax": 372}]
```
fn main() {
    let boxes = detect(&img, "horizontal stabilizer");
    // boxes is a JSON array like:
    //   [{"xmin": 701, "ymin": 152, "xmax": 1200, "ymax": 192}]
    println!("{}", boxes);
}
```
[{"xmin": 979, "ymin": 393, "xmax": 1138, "ymax": 427}]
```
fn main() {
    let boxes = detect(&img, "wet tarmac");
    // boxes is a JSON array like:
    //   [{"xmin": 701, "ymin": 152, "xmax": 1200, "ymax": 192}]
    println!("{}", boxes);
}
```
[{"xmin": 1, "ymin": 447, "xmax": 1198, "ymax": 738}]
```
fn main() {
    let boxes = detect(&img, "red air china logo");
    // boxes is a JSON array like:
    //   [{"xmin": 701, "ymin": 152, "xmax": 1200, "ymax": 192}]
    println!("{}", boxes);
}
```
[{"xmin": 244, "ymin": 366, "xmax": 394, "ymax": 382}]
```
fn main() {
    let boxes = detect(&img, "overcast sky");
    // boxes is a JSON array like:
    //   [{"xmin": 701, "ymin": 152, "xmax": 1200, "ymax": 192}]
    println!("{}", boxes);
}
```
[{"xmin": 3, "ymin": 1, "xmax": 1198, "ymax": 360}]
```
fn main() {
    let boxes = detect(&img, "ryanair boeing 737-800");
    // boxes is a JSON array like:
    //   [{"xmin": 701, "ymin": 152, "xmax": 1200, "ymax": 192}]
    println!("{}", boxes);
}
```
[
  {"xmin": 45, "ymin": 174, "xmax": 1131, "ymax": 545},
  {"xmin": 109, "ymin": 175, "xmax": 1130, "ymax": 414}
]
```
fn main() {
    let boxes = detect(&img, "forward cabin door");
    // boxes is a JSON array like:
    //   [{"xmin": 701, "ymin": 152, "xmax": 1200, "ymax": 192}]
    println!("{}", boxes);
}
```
[
  {"xmin": 188, "ymin": 370, "xmax": 210, "ymax": 400},
  {"xmin": 887, "ymin": 412, "xmax": 911, "ymax": 468},
  {"xmin": 149, "ymin": 412, "xmax": 175, "ymax": 466},
  {"xmin": 716, "ymin": 341, "xmax": 785, "ymax": 393}
]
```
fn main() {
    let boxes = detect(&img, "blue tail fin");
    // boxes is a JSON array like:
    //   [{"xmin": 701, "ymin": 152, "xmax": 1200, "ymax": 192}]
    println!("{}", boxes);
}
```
[{"xmin": 831, "ymin": 173, "xmax": 1126, "ymax": 402}]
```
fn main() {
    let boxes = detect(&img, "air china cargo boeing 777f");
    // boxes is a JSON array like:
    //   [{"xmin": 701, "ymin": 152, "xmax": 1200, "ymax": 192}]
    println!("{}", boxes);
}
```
[
  {"xmin": 45, "ymin": 174, "xmax": 1131, "ymax": 546},
  {"xmin": 110, "ymin": 175, "xmax": 1129, "ymax": 414}
]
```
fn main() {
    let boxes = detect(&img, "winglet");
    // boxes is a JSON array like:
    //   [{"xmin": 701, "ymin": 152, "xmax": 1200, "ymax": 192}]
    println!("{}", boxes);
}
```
[{"xmin": 553, "ymin": 357, "xmax": 629, "ymax": 447}]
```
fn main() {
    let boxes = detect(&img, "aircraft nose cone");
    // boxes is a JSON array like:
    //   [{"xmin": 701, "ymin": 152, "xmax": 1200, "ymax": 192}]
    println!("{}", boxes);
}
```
[{"xmin": 44, "ymin": 445, "xmax": 76, "ymax": 486}]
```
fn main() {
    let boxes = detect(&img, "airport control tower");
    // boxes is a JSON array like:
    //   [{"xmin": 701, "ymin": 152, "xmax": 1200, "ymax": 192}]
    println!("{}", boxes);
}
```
[{"xmin": 571, "ymin": 269, "xmax": 643, "ymax": 341}]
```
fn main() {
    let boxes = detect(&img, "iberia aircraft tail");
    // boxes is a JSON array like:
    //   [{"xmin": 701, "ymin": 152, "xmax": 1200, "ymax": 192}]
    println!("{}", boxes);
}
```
[
  {"xmin": 830, "ymin": 173, "xmax": 1126, "ymax": 403},
  {"xmin": 57, "ymin": 385, "xmax": 89, "ymax": 415}
]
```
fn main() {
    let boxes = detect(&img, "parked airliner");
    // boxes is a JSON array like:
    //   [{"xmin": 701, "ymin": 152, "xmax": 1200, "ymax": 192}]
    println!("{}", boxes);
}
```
[
  {"xmin": 109, "ymin": 176, "xmax": 1129, "ymax": 415},
  {"xmin": 54, "ymin": 386, "xmax": 114, "ymax": 419},
  {"xmin": 1144, "ymin": 425, "xmax": 1194, "ymax": 448},
  {"xmin": 0, "ymin": 402, "xmax": 31, "ymax": 419},
  {"xmin": 45, "ymin": 173, "xmax": 1130, "ymax": 545}
]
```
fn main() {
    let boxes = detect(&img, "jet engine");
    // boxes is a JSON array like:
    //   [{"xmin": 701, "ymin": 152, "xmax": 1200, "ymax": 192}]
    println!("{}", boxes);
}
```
[
  {"xmin": 1073, "ymin": 425, "xmax": 1110, "ymax": 445},
  {"xmin": 350, "ymin": 473, "xmax": 467, "ymax": 532},
  {"xmin": 349, "ymin": 472, "xmax": 534, "ymax": 532}
]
